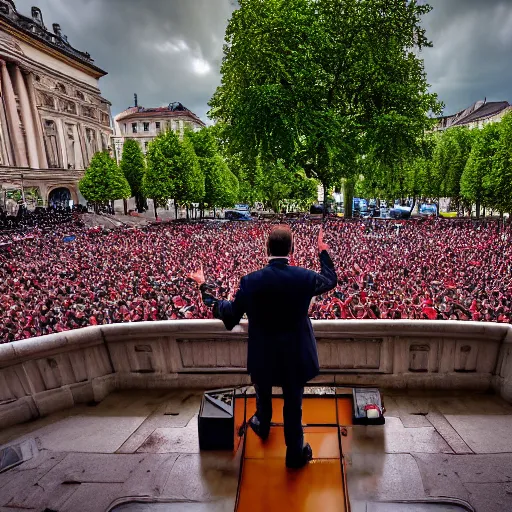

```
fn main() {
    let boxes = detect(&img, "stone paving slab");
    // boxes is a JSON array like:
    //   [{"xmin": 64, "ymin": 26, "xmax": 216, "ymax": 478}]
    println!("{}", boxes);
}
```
[
  {"xmin": 444, "ymin": 415, "xmax": 512, "ymax": 453},
  {"xmin": 1, "ymin": 390, "xmax": 512, "ymax": 512},
  {"xmin": 343, "ymin": 417, "xmax": 453, "ymax": 455},
  {"xmin": 347, "ymin": 453, "xmax": 426, "ymax": 502},
  {"xmin": 463, "ymin": 482, "xmax": 512, "ymax": 512},
  {"xmin": 137, "ymin": 416, "xmax": 200, "ymax": 454},
  {"xmin": 161, "ymin": 452, "xmax": 240, "ymax": 502},
  {"xmin": 112, "ymin": 500, "xmax": 236, "ymax": 512}
]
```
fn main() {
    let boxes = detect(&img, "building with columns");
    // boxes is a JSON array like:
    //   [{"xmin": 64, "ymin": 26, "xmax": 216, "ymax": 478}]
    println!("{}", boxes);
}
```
[
  {"xmin": 112, "ymin": 101, "xmax": 205, "ymax": 163},
  {"xmin": 0, "ymin": 1, "xmax": 112, "ymax": 209}
]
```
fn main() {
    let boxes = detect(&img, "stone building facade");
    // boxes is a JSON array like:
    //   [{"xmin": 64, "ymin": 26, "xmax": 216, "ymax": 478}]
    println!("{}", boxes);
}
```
[
  {"xmin": 0, "ymin": 1, "xmax": 112, "ymax": 209},
  {"xmin": 112, "ymin": 102, "xmax": 205, "ymax": 163}
]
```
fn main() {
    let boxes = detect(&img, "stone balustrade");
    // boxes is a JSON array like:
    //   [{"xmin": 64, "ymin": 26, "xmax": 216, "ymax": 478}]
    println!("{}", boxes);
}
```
[{"xmin": 1, "ymin": 320, "xmax": 511, "ymax": 429}]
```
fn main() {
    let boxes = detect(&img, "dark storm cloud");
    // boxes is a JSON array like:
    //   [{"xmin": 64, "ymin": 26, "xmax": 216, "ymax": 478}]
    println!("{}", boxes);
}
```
[
  {"xmin": 13, "ymin": 0, "xmax": 512, "ymax": 120},
  {"xmin": 422, "ymin": 0, "xmax": 512, "ymax": 114},
  {"xmin": 14, "ymin": 0, "xmax": 236, "ymax": 121}
]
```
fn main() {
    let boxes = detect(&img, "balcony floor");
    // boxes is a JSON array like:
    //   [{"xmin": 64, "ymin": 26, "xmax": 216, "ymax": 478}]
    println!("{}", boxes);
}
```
[{"xmin": 1, "ymin": 389, "xmax": 512, "ymax": 511}]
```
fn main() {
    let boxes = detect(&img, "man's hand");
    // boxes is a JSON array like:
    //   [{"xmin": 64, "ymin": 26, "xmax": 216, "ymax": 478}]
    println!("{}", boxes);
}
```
[
  {"xmin": 189, "ymin": 265, "xmax": 206, "ymax": 286},
  {"xmin": 318, "ymin": 227, "xmax": 330, "ymax": 253}
]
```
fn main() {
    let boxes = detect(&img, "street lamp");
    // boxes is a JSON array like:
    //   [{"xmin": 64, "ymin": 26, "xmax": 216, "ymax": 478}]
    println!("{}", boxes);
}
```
[{"xmin": 20, "ymin": 173, "xmax": 25, "ymax": 203}]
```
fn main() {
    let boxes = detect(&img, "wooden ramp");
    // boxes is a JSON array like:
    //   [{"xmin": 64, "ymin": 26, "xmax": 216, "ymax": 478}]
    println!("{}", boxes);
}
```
[{"xmin": 235, "ymin": 395, "xmax": 352, "ymax": 512}]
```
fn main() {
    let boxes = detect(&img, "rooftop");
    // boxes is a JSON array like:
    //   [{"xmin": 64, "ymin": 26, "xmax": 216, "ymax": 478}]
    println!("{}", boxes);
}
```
[
  {"xmin": 0, "ymin": 0, "xmax": 106, "ymax": 76},
  {"xmin": 116, "ymin": 102, "xmax": 205, "ymax": 126},
  {"xmin": 437, "ymin": 99, "xmax": 511, "ymax": 130},
  {"xmin": 1, "ymin": 388, "xmax": 512, "ymax": 511}
]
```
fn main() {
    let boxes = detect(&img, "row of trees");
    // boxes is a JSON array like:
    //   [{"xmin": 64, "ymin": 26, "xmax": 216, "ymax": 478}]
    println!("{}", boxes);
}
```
[
  {"xmin": 79, "ymin": 128, "xmax": 242, "ymax": 217},
  {"xmin": 357, "ymin": 112, "xmax": 512, "ymax": 218},
  {"xmin": 79, "ymin": 124, "xmax": 319, "ymax": 216}
]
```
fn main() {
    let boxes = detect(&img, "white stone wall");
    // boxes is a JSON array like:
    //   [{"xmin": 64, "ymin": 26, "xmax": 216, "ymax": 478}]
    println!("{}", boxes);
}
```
[{"xmin": 1, "ymin": 320, "xmax": 511, "ymax": 429}]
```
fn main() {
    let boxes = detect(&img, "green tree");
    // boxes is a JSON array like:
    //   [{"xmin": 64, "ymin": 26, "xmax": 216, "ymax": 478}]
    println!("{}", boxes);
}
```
[
  {"xmin": 432, "ymin": 127, "xmax": 473, "ymax": 209},
  {"xmin": 187, "ymin": 127, "xmax": 240, "ymax": 211},
  {"xmin": 209, "ymin": 0, "xmax": 442, "ymax": 217},
  {"xmin": 144, "ymin": 130, "xmax": 179, "ymax": 218},
  {"xmin": 256, "ymin": 159, "xmax": 317, "ymax": 213},
  {"xmin": 489, "ymin": 113, "xmax": 512, "ymax": 216},
  {"xmin": 79, "ymin": 151, "xmax": 130, "ymax": 211},
  {"xmin": 120, "ymin": 139, "xmax": 147, "ymax": 213},
  {"xmin": 176, "ymin": 134, "xmax": 205, "ymax": 217},
  {"xmin": 460, "ymin": 123, "xmax": 500, "ymax": 218}
]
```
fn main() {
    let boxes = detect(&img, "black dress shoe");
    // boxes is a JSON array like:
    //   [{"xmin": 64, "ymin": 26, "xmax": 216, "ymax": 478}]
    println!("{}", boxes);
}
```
[
  {"xmin": 286, "ymin": 443, "xmax": 313, "ymax": 469},
  {"xmin": 248, "ymin": 415, "xmax": 270, "ymax": 440}
]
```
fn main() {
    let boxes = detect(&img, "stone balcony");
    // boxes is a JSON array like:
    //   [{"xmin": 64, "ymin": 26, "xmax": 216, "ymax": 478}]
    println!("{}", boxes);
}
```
[{"xmin": 1, "ymin": 320, "xmax": 512, "ymax": 511}]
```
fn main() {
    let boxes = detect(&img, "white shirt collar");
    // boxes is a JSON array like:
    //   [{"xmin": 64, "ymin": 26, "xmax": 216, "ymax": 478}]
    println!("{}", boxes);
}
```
[{"xmin": 268, "ymin": 256, "xmax": 290, "ymax": 261}]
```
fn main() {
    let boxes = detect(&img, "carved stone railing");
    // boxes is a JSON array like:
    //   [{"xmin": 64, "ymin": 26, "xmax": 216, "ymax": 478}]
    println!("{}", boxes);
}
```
[{"xmin": 1, "ymin": 320, "xmax": 511, "ymax": 429}]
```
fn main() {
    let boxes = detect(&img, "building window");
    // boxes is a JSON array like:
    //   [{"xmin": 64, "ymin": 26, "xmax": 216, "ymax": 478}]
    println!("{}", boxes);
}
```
[
  {"xmin": 156, "ymin": 122, "xmax": 161, "ymax": 129},
  {"xmin": 145, "ymin": 141, "xmax": 149, "ymax": 150},
  {"xmin": 132, "ymin": 123, "xmax": 138, "ymax": 134},
  {"xmin": 82, "ymin": 106, "xmax": 97, "ymax": 119},
  {"xmin": 56, "ymin": 83, "xmax": 66, "ymax": 94},
  {"xmin": 143, "ymin": 122, "xmax": 150, "ymax": 132}
]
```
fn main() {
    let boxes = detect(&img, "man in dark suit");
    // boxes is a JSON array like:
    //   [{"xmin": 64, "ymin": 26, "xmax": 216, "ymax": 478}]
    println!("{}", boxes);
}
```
[{"xmin": 190, "ymin": 225, "xmax": 337, "ymax": 468}]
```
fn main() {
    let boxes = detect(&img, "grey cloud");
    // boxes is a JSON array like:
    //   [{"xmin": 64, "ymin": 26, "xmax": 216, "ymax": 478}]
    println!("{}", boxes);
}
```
[
  {"xmin": 13, "ymin": 0, "xmax": 512, "ymax": 121},
  {"xmin": 15, "ymin": 0, "xmax": 235, "ymax": 121},
  {"xmin": 423, "ymin": 0, "xmax": 512, "ymax": 114}
]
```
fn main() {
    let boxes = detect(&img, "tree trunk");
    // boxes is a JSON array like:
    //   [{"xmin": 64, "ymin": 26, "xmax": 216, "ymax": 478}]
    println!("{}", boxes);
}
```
[
  {"xmin": 154, "ymin": 199, "xmax": 158, "ymax": 220},
  {"xmin": 323, "ymin": 182, "xmax": 329, "ymax": 218},
  {"xmin": 174, "ymin": 203, "xmax": 178, "ymax": 220},
  {"xmin": 344, "ymin": 179, "xmax": 355, "ymax": 219},
  {"xmin": 186, "ymin": 206, "xmax": 190, "ymax": 220},
  {"xmin": 476, "ymin": 200, "xmax": 480, "ymax": 219},
  {"xmin": 482, "ymin": 207, "xmax": 486, "ymax": 218},
  {"xmin": 410, "ymin": 196, "xmax": 417, "ymax": 217},
  {"xmin": 123, "ymin": 199, "xmax": 128, "ymax": 216}
]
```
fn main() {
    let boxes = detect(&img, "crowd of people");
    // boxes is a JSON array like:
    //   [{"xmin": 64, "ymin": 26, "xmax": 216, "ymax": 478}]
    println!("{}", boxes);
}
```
[
  {"xmin": 0, "ymin": 205, "xmax": 79, "ymax": 233},
  {"xmin": 1, "ymin": 216, "xmax": 511, "ymax": 342}
]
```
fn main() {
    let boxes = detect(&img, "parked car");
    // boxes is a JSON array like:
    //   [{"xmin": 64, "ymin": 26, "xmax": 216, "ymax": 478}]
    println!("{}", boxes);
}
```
[
  {"xmin": 390, "ymin": 206, "xmax": 412, "ymax": 219},
  {"xmin": 419, "ymin": 204, "xmax": 438, "ymax": 217},
  {"xmin": 225, "ymin": 210, "xmax": 252, "ymax": 221}
]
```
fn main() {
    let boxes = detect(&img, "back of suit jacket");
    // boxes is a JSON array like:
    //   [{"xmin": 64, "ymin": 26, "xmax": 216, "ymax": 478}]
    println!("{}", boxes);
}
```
[{"xmin": 214, "ymin": 250, "xmax": 337, "ymax": 387}]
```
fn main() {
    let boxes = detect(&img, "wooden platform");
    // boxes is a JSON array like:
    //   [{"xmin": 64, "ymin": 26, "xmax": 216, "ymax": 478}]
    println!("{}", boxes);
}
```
[{"xmin": 235, "ymin": 396, "xmax": 352, "ymax": 512}]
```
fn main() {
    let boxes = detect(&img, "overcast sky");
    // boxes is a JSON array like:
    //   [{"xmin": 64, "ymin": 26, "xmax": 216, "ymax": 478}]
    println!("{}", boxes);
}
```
[{"xmin": 14, "ymin": 0, "xmax": 512, "ymax": 122}]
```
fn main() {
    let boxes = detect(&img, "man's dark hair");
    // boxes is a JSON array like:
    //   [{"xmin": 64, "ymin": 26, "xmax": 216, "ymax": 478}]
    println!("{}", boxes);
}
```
[{"xmin": 267, "ymin": 225, "xmax": 293, "ymax": 257}]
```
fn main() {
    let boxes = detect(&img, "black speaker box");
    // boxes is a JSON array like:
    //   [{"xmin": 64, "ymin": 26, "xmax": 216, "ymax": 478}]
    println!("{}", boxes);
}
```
[{"xmin": 198, "ymin": 388, "xmax": 235, "ymax": 450}]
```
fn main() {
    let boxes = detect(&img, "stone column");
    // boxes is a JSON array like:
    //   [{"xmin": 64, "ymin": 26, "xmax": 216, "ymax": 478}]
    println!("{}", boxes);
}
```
[
  {"xmin": 24, "ymin": 71, "xmax": 48, "ymax": 169},
  {"xmin": 0, "ymin": 60, "xmax": 28, "ymax": 167},
  {"xmin": 57, "ymin": 118, "xmax": 68, "ymax": 170},
  {"xmin": 0, "ymin": 91, "xmax": 14, "ymax": 166},
  {"xmin": 14, "ymin": 66, "xmax": 39, "ymax": 169}
]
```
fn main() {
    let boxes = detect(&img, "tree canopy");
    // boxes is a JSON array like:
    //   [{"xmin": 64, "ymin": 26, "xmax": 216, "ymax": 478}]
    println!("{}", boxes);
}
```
[
  {"xmin": 143, "ymin": 130, "xmax": 180, "ymax": 210},
  {"xmin": 187, "ymin": 127, "xmax": 239, "ymax": 208},
  {"xmin": 209, "ymin": 0, "xmax": 442, "ymax": 215},
  {"xmin": 79, "ymin": 151, "xmax": 131, "ymax": 206}
]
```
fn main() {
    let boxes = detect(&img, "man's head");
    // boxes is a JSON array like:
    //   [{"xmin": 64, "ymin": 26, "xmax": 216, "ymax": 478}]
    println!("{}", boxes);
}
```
[{"xmin": 267, "ymin": 225, "xmax": 294, "ymax": 257}]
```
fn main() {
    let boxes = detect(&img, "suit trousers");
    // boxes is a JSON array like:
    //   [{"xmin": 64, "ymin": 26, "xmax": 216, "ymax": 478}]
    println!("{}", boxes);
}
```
[{"xmin": 254, "ymin": 383, "xmax": 304, "ymax": 457}]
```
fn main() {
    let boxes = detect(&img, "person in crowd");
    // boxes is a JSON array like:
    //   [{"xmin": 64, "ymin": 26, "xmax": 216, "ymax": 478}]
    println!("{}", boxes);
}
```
[{"xmin": 0, "ymin": 215, "xmax": 511, "ymax": 343}]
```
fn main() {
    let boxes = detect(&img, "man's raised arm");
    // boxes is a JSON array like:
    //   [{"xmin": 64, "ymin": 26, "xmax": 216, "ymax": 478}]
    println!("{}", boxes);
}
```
[
  {"xmin": 189, "ymin": 266, "xmax": 246, "ymax": 331},
  {"xmin": 312, "ymin": 227, "xmax": 337, "ymax": 296}
]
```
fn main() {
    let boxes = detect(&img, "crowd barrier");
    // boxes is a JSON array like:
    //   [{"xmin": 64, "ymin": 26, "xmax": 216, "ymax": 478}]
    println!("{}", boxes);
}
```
[{"xmin": 1, "ymin": 320, "xmax": 511, "ymax": 429}]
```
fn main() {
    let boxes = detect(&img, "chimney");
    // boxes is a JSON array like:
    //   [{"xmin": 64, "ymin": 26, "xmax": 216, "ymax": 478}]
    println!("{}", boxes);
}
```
[{"xmin": 134, "ymin": 94, "xmax": 138, "ymax": 108}]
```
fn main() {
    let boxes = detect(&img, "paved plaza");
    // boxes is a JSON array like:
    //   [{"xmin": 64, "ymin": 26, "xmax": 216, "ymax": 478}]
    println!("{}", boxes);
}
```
[{"xmin": 1, "ymin": 389, "xmax": 512, "ymax": 511}]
